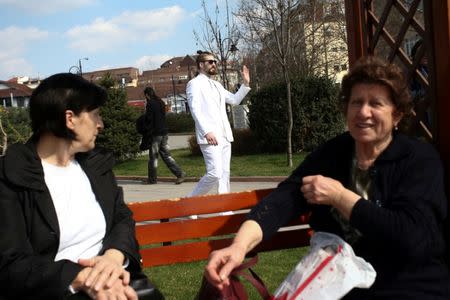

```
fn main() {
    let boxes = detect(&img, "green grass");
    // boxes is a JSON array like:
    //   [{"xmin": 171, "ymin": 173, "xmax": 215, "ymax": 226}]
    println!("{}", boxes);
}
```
[
  {"xmin": 114, "ymin": 149, "xmax": 308, "ymax": 177},
  {"xmin": 144, "ymin": 247, "xmax": 309, "ymax": 299}
]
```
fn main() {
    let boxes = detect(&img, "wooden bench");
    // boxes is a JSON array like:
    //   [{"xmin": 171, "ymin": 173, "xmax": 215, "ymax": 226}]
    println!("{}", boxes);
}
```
[{"xmin": 127, "ymin": 188, "xmax": 311, "ymax": 268}]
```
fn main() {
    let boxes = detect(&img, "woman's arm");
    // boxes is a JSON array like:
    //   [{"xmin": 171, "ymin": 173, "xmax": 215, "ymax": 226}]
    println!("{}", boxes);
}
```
[
  {"xmin": 0, "ymin": 180, "xmax": 83, "ymax": 298},
  {"xmin": 100, "ymin": 182, "xmax": 141, "ymax": 271}
]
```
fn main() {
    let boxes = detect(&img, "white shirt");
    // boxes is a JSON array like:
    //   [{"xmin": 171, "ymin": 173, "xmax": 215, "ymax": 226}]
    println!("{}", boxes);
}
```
[{"xmin": 42, "ymin": 159, "xmax": 106, "ymax": 263}]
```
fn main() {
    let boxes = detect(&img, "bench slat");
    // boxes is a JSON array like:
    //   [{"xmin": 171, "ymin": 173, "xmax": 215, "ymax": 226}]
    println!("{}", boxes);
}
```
[
  {"xmin": 136, "ymin": 214, "xmax": 245, "ymax": 244},
  {"xmin": 128, "ymin": 189, "xmax": 273, "ymax": 221},
  {"xmin": 136, "ymin": 214, "xmax": 310, "ymax": 245},
  {"xmin": 140, "ymin": 229, "xmax": 311, "ymax": 267}
]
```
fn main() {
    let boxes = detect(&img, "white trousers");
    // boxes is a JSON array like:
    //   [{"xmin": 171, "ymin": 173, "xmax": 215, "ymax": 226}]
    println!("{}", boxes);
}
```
[{"xmin": 189, "ymin": 139, "xmax": 231, "ymax": 196}]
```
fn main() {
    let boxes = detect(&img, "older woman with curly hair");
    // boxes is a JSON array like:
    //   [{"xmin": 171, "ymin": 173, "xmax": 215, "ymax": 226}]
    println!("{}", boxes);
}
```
[{"xmin": 205, "ymin": 56, "xmax": 450, "ymax": 299}]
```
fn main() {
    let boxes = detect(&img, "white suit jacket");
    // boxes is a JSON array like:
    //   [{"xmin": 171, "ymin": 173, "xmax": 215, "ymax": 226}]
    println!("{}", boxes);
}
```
[{"xmin": 186, "ymin": 73, "xmax": 251, "ymax": 144}]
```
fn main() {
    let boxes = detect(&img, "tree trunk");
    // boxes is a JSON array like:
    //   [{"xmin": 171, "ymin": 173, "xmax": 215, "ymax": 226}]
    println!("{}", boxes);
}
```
[
  {"xmin": 0, "ymin": 118, "xmax": 7, "ymax": 156},
  {"xmin": 283, "ymin": 65, "xmax": 293, "ymax": 167}
]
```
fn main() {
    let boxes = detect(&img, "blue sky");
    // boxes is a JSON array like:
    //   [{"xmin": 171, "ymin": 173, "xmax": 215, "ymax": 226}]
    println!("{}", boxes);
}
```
[{"xmin": 0, "ymin": 0, "xmax": 237, "ymax": 80}]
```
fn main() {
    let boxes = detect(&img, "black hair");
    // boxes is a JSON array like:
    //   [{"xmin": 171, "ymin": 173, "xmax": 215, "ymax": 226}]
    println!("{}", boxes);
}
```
[
  {"xmin": 144, "ymin": 86, "xmax": 165, "ymax": 112},
  {"xmin": 29, "ymin": 73, "xmax": 107, "ymax": 140},
  {"xmin": 144, "ymin": 86, "xmax": 157, "ymax": 99}
]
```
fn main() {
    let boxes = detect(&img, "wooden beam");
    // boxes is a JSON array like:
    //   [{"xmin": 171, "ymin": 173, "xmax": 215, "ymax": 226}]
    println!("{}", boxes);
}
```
[
  {"xmin": 429, "ymin": 1, "xmax": 450, "ymax": 179},
  {"xmin": 345, "ymin": 0, "xmax": 366, "ymax": 66},
  {"xmin": 427, "ymin": 0, "xmax": 450, "ymax": 262}
]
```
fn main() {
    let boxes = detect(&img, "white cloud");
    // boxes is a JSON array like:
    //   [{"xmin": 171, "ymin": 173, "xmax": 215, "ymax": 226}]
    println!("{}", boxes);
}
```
[
  {"xmin": 0, "ymin": 0, "xmax": 96, "ymax": 14},
  {"xmin": 0, "ymin": 58, "xmax": 33, "ymax": 80},
  {"xmin": 135, "ymin": 55, "xmax": 172, "ymax": 72},
  {"xmin": 0, "ymin": 26, "xmax": 49, "ymax": 79},
  {"xmin": 65, "ymin": 6, "xmax": 186, "ymax": 52}
]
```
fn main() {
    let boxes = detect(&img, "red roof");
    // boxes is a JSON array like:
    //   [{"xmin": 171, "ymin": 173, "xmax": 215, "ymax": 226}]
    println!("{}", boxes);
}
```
[{"xmin": 0, "ymin": 81, "xmax": 33, "ymax": 98}]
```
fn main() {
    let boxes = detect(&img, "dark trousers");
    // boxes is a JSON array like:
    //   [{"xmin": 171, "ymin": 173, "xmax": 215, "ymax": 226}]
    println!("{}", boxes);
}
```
[{"xmin": 148, "ymin": 135, "xmax": 183, "ymax": 182}]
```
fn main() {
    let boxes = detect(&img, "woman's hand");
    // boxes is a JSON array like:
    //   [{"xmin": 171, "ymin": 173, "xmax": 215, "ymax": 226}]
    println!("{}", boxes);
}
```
[
  {"xmin": 301, "ymin": 175, "xmax": 345, "ymax": 206},
  {"xmin": 84, "ymin": 278, "xmax": 137, "ymax": 300},
  {"xmin": 205, "ymin": 243, "xmax": 246, "ymax": 291},
  {"xmin": 205, "ymin": 220, "xmax": 262, "ymax": 290},
  {"xmin": 77, "ymin": 249, "xmax": 130, "ymax": 291},
  {"xmin": 301, "ymin": 175, "xmax": 360, "ymax": 219}
]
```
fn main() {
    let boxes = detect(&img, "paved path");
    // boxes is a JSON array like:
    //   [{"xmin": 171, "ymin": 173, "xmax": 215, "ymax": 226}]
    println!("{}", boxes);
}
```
[
  {"xmin": 167, "ymin": 134, "xmax": 191, "ymax": 150},
  {"xmin": 118, "ymin": 179, "xmax": 281, "ymax": 203},
  {"xmin": 124, "ymin": 133, "xmax": 284, "ymax": 203}
]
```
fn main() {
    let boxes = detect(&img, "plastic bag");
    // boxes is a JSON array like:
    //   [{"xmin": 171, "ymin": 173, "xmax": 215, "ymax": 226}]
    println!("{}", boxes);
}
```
[{"xmin": 273, "ymin": 232, "xmax": 376, "ymax": 300}]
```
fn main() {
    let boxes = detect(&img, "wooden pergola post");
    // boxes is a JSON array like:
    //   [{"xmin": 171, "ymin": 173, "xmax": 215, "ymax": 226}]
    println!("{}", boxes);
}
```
[
  {"xmin": 344, "ymin": 0, "xmax": 367, "ymax": 66},
  {"xmin": 428, "ymin": 1, "xmax": 450, "ymax": 187}
]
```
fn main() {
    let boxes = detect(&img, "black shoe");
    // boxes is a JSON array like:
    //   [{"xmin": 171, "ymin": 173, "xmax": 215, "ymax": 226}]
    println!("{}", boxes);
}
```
[
  {"xmin": 144, "ymin": 179, "xmax": 157, "ymax": 184},
  {"xmin": 175, "ymin": 173, "xmax": 185, "ymax": 185}
]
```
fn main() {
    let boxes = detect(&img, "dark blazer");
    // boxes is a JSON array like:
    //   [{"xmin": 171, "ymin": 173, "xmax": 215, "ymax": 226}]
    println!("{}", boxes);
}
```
[
  {"xmin": 145, "ymin": 97, "xmax": 168, "ymax": 137},
  {"xmin": 0, "ymin": 142, "xmax": 141, "ymax": 300},
  {"xmin": 248, "ymin": 132, "xmax": 450, "ymax": 299}
]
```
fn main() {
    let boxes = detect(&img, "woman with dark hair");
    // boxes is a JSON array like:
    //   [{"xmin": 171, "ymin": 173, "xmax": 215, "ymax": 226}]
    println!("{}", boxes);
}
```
[
  {"xmin": 142, "ymin": 86, "xmax": 185, "ymax": 184},
  {"xmin": 205, "ymin": 56, "xmax": 450, "ymax": 299},
  {"xmin": 0, "ymin": 73, "xmax": 159, "ymax": 299}
]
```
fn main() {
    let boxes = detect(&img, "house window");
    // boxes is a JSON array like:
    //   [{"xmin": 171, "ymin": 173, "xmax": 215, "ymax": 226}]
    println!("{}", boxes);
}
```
[
  {"xmin": 16, "ymin": 98, "xmax": 26, "ymax": 107},
  {"xmin": 3, "ymin": 98, "xmax": 12, "ymax": 107}
]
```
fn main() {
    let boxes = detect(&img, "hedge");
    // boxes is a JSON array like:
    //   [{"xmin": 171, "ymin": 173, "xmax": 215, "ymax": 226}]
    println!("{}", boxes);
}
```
[{"xmin": 248, "ymin": 76, "xmax": 345, "ymax": 153}]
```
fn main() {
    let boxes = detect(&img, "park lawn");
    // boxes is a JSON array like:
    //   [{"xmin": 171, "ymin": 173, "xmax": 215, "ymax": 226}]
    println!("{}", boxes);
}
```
[
  {"xmin": 114, "ymin": 149, "xmax": 308, "ymax": 177},
  {"xmin": 144, "ymin": 246, "xmax": 309, "ymax": 299}
]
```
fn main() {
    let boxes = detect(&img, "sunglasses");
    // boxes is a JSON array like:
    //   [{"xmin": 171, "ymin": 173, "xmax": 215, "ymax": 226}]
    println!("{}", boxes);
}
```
[{"xmin": 202, "ymin": 60, "xmax": 217, "ymax": 65}]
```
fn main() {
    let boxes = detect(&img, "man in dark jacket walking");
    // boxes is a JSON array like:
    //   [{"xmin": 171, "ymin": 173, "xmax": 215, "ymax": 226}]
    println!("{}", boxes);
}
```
[{"xmin": 143, "ymin": 87, "xmax": 185, "ymax": 184}]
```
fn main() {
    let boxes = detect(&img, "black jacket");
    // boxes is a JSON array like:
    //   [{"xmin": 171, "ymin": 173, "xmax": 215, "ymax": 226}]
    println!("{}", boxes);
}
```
[
  {"xmin": 0, "ymin": 142, "xmax": 141, "ymax": 300},
  {"xmin": 145, "ymin": 98, "xmax": 168, "ymax": 137},
  {"xmin": 249, "ymin": 132, "xmax": 450, "ymax": 299}
]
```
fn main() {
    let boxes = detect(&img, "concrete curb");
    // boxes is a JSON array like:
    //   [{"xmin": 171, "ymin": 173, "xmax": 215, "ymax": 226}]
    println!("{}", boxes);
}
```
[{"xmin": 116, "ymin": 175, "xmax": 287, "ymax": 183}]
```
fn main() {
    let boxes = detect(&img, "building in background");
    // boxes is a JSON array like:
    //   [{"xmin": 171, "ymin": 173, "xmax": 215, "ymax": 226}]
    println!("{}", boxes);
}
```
[
  {"xmin": 299, "ymin": 0, "xmax": 349, "ymax": 83},
  {"xmin": 139, "ymin": 55, "xmax": 195, "ymax": 113},
  {"xmin": 82, "ymin": 67, "xmax": 139, "ymax": 88},
  {"xmin": 0, "ymin": 80, "xmax": 33, "ymax": 108}
]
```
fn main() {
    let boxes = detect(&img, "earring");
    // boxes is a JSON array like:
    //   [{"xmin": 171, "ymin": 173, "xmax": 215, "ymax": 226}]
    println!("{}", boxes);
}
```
[{"xmin": 394, "ymin": 124, "xmax": 398, "ymax": 131}]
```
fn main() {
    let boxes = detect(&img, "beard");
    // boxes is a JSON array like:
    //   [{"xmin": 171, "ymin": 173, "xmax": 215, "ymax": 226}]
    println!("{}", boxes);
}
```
[{"xmin": 208, "ymin": 67, "xmax": 218, "ymax": 76}]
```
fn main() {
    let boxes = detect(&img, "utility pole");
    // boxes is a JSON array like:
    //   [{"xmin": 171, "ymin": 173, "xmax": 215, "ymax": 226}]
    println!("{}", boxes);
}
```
[{"xmin": 171, "ymin": 75, "xmax": 177, "ymax": 113}]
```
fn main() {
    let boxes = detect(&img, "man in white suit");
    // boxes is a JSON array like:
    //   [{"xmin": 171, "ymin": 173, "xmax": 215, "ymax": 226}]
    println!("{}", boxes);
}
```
[{"xmin": 187, "ymin": 51, "xmax": 251, "ymax": 196}]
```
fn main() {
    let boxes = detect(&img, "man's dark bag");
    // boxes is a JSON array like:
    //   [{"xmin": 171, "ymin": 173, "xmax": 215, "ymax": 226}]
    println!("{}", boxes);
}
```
[{"xmin": 197, "ymin": 255, "xmax": 272, "ymax": 300}]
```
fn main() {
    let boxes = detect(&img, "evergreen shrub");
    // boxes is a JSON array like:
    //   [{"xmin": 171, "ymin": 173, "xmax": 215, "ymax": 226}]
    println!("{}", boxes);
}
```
[
  {"xmin": 96, "ymin": 75, "xmax": 142, "ymax": 162},
  {"xmin": 248, "ymin": 76, "xmax": 345, "ymax": 153},
  {"xmin": 0, "ymin": 107, "xmax": 32, "ymax": 146}
]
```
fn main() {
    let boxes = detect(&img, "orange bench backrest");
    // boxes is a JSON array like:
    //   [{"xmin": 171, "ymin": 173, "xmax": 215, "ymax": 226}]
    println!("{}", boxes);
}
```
[{"xmin": 127, "ymin": 188, "xmax": 311, "ymax": 267}]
